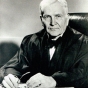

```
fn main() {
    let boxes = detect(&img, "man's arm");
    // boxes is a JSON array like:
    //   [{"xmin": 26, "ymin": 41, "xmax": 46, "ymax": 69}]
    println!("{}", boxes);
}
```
[
  {"xmin": 0, "ymin": 35, "xmax": 32, "ymax": 83},
  {"xmin": 52, "ymin": 36, "xmax": 88, "ymax": 87}
]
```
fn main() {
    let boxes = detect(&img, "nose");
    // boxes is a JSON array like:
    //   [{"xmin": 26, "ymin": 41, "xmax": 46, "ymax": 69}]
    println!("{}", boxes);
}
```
[{"xmin": 50, "ymin": 16, "xmax": 56, "ymax": 26}]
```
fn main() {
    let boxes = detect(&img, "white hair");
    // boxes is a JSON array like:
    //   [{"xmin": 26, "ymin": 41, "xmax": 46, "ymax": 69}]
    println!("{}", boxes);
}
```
[{"xmin": 39, "ymin": 0, "xmax": 68, "ymax": 16}]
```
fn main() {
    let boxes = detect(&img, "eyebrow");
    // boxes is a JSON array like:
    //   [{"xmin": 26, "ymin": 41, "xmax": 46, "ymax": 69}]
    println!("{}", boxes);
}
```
[{"xmin": 43, "ymin": 13, "xmax": 63, "ymax": 16}]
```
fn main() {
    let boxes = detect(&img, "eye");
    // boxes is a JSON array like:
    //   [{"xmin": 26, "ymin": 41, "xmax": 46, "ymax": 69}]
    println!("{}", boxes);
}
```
[
  {"xmin": 43, "ymin": 15, "xmax": 51, "ymax": 20},
  {"xmin": 55, "ymin": 15, "xmax": 61, "ymax": 18}
]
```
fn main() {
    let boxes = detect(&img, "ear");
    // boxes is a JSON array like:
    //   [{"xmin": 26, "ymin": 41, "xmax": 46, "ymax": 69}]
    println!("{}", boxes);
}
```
[
  {"xmin": 40, "ymin": 16, "xmax": 44, "ymax": 26},
  {"xmin": 66, "ymin": 14, "xmax": 69, "ymax": 26},
  {"xmin": 40, "ymin": 16, "xmax": 43, "ymax": 22}
]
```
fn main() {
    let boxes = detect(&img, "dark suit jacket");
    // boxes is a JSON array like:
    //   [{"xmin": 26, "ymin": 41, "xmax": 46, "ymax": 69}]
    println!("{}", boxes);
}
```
[{"xmin": 0, "ymin": 26, "xmax": 88, "ymax": 87}]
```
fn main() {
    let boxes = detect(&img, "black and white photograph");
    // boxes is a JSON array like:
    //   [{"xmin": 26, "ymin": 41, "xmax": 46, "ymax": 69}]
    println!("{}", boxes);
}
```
[{"xmin": 0, "ymin": 0, "xmax": 88, "ymax": 88}]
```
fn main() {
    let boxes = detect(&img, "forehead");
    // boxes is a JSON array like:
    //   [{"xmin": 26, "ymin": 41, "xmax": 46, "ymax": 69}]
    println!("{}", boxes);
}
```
[{"xmin": 43, "ymin": 2, "xmax": 65, "ymax": 15}]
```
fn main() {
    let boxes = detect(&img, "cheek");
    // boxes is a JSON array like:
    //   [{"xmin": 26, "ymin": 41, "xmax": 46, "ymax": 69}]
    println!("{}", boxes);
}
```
[
  {"xmin": 42, "ymin": 21, "xmax": 50, "ymax": 28},
  {"xmin": 60, "ymin": 18, "xmax": 68, "ymax": 28},
  {"xmin": 64, "ymin": 17, "xmax": 69, "ymax": 26},
  {"xmin": 42, "ymin": 18, "xmax": 51, "ymax": 26}
]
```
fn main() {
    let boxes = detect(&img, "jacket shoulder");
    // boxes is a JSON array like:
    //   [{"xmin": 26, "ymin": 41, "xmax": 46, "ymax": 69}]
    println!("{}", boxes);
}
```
[
  {"xmin": 21, "ymin": 29, "xmax": 45, "ymax": 45},
  {"xmin": 69, "ymin": 26, "xmax": 88, "ymax": 43}
]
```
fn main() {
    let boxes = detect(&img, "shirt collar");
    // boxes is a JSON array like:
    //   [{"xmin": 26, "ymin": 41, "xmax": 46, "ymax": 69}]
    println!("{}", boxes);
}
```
[{"xmin": 47, "ymin": 33, "xmax": 63, "ymax": 41}]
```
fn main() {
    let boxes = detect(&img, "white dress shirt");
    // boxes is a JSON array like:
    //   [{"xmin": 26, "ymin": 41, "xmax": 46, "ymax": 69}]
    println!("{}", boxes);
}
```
[
  {"xmin": 48, "ymin": 33, "xmax": 63, "ymax": 60},
  {"xmin": 49, "ymin": 46, "xmax": 56, "ymax": 60}
]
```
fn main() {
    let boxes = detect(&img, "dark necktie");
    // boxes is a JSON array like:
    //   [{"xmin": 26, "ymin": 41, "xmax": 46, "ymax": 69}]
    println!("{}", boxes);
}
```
[
  {"xmin": 47, "ymin": 37, "xmax": 62, "ymax": 48},
  {"xmin": 40, "ymin": 35, "xmax": 62, "ymax": 74}
]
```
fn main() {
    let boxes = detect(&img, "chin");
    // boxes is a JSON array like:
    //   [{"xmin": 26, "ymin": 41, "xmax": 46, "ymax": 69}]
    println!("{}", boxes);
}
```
[
  {"xmin": 50, "ymin": 33, "xmax": 60, "ymax": 37},
  {"xmin": 51, "ymin": 34, "xmax": 58, "ymax": 37},
  {"xmin": 47, "ymin": 30, "xmax": 61, "ymax": 36}
]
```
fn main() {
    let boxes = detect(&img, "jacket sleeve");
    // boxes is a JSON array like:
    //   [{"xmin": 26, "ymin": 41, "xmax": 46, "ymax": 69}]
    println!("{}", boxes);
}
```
[
  {"xmin": 0, "ymin": 35, "xmax": 32, "ymax": 83},
  {"xmin": 52, "ymin": 36, "xmax": 88, "ymax": 87}
]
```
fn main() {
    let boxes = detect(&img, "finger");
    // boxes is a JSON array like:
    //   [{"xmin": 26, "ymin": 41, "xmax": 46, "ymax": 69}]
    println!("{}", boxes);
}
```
[
  {"xmin": 2, "ymin": 80, "xmax": 11, "ymax": 88},
  {"xmin": 31, "ymin": 82, "xmax": 42, "ymax": 88},
  {"xmin": 26, "ymin": 73, "xmax": 40, "ymax": 84},
  {"xmin": 36, "ymin": 84, "xmax": 45, "ymax": 88},
  {"xmin": 4, "ymin": 76, "xmax": 15, "ymax": 88},
  {"xmin": 26, "ymin": 78, "xmax": 41, "ymax": 88},
  {"xmin": 8, "ymin": 74, "xmax": 20, "ymax": 87},
  {"xmin": 26, "ymin": 73, "xmax": 44, "ymax": 87},
  {"xmin": 26, "ymin": 77, "xmax": 34, "ymax": 85},
  {"xmin": 26, "ymin": 80, "xmax": 41, "ymax": 88}
]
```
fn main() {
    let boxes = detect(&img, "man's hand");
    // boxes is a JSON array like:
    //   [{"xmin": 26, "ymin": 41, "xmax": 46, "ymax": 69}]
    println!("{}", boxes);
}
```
[
  {"xmin": 2, "ymin": 74, "xmax": 20, "ymax": 88},
  {"xmin": 26, "ymin": 73, "xmax": 56, "ymax": 88}
]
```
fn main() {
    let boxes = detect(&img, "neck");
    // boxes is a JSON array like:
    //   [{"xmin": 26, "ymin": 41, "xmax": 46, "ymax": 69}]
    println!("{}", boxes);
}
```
[{"xmin": 47, "ymin": 33, "xmax": 63, "ymax": 41}]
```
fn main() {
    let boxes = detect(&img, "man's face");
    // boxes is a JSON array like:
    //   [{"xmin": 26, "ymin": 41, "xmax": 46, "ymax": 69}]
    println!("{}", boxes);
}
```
[{"xmin": 41, "ymin": 2, "xmax": 69, "ymax": 37}]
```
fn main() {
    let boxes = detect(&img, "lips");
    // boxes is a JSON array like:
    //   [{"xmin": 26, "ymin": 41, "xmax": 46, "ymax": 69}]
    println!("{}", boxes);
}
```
[{"xmin": 49, "ymin": 28, "xmax": 59, "ymax": 30}]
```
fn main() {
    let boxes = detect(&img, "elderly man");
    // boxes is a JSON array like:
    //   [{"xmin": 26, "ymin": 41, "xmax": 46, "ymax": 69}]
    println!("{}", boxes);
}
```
[{"xmin": 0, "ymin": 0, "xmax": 88, "ymax": 87}]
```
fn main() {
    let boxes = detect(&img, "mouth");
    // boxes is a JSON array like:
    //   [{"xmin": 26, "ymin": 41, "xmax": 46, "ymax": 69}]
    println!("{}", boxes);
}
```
[{"xmin": 49, "ymin": 28, "xmax": 59, "ymax": 30}]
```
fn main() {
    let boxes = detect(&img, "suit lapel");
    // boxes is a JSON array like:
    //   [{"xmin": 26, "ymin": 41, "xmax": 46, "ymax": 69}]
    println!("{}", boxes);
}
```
[{"xmin": 47, "ymin": 26, "xmax": 82, "ymax": 73}]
